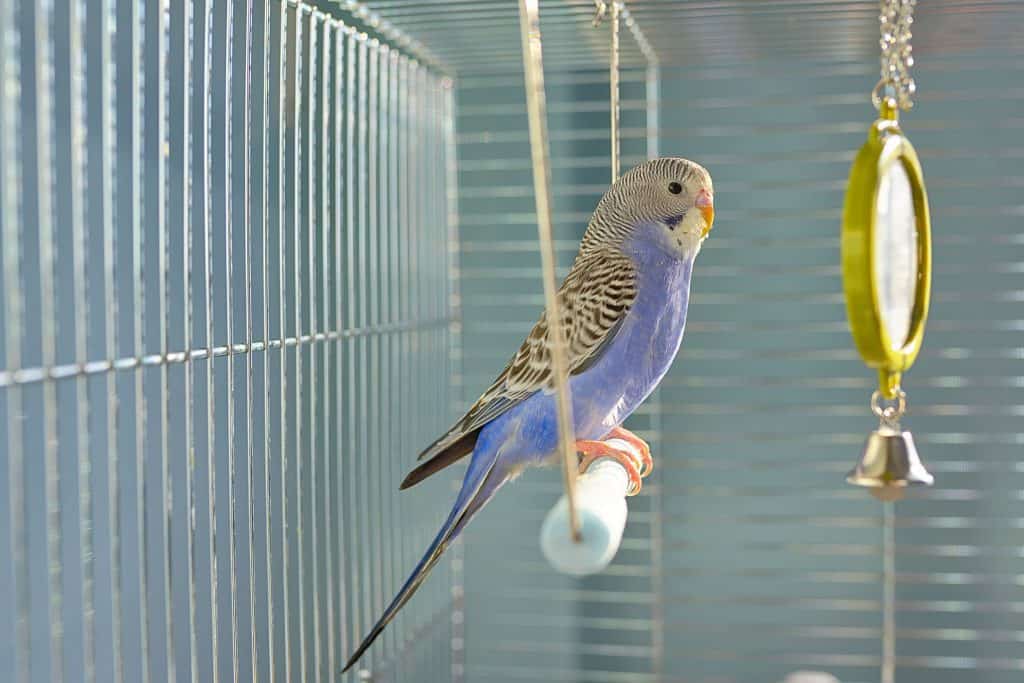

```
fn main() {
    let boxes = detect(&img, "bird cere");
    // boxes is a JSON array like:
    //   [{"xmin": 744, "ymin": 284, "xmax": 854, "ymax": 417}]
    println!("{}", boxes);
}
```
[{"xmin": 343, "ymin": 157, "xmax": 715, "ymax": 671}]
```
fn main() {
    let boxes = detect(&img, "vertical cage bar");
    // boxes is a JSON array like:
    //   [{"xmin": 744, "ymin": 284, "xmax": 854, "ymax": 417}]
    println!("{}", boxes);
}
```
[
  {"xmin": 1, "ymin": 1, "xmax": 28, "ymax": 679},
  {"xmin": 33, "ymin": 1, "xmax": 65, "ymax": 678},
  {"xmin": 241, "ymin": 0, "xmax": 257, "ymax": 679},
  {"xmin": 128, "ymin": 1, "xmax": 150, "ymax": 679},
  {"xmin": 376, "ymin": 39, "xmax": 393, "ymax": 662},
  {"xmin": 277, "ymin": 5, "xmax": 291, "ymax": 680},
  {"xmin": 427, "ymin": 67, "xmax": 440, "ymax": 673},
  {"xmin": 395, "ymin": 53, "xmax": 410, "ymax": 660},
  {"xmin": 356, "ymin": 31, "xmax": 372, "ymax": 658},
  {"xmin": 439, "ymin": 76, "xmax": 450, "ymax": 675},
  {"xmin": 344, "ymin": 26, "xmax": 360, "ymax": 659},
  {"xmin": 178, "ymin": 0, "xmax": 201, "ymax": 676},
  {"xmin": 200, "ymin": 0, "xmax": 219, "ymax": 676},
  {"xmin": 333, "ymin": 20, "xmax": 350, "ymax": 671},
  {"xmin": 157, "ymin": 0, "xmax": 178, "ymax": 675},
  {"xmin": 427, "ymin": 69, "xmax": 437, "ymax": 680},
  {"xmin": 67, "ymin": 1, "xmax": 96, "ymax": 680},
  {"xmin": 414, "ymin": 59, "xmax": 425, "ymax": 591},
  {"xmin": 372, "ymin": 39, "xmax": 380, "ymax": 670},
  {"xmin": 418, "ymin": 64, "xmax": 429, "ymax": 677},
  {"xmin": 442, "ymin": 79, "xmax": 464, "ymax": 683},
  {"xmin": 223, "ymin": 0, "xmax": 240, "ymax": 679},
  {"xmin": 320, "ymin": 18, "xmax": 336, "ymax": 676},
  {"xmin": 260, "ymin": 2, "xmax": 276, "ymax": 680},
  {"xmin": 306, "ymin": 12, "xmax": 321, "ymax": 681},
  {"xmin": 406, "ymin": 56, "xmax": 420, "ymax": 672},
  {"xmin": 644, "ymin": 55, "xmax": 663, "ymax": 680},
  {"xmin": 423, "ymin": 70, "xmax": 435, "ymax": 671},
  {"xmin": 291, "ymin": 8, "xmax": 306, "ymax": 681},
  {"xmin": 366, "ymin": 38, "xmax": 383, "ymax": 657},
  {"xmin": 432, "ymin": 72, "xmax": 444, "ymax": 674},
  {"xmin": 157, "ymin": 0, "xmax": 176, "ymax": 677},
  {"xmin": 99, "ymin": 1, "xmax": 124, "ymax": 678},
  {"xmin": 389, "ymin": 53, "xmax": 403, "ymax": 664},
  {"xmin": 418, "ymin": 60, "xmax": 428, "ymax": 664},
  {"xmin": 414, "ymin": 62, "xmax": 426, "ymax": 669},
  {"xmin": 404, "ymin": 56, "xmax": 419, "ymax": 669},
  {"xmin": 381, "ymin": 44, "xmax": 396, "ymax": 664}
]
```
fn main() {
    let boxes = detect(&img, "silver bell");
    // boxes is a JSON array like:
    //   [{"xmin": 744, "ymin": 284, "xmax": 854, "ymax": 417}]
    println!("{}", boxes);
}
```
[{"xmin": 847, "ymin": 424, "xmax": 934, "ymax": 501}]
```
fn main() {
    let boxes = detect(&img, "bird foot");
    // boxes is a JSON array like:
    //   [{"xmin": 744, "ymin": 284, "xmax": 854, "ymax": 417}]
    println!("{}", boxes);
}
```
[
  {"xmin": 604, "ymin": 426, "xmax": 653, "ymax": 477},
  {"xmin": 575, "ymin": 437, "xmax": 648, "ymax": 496}
]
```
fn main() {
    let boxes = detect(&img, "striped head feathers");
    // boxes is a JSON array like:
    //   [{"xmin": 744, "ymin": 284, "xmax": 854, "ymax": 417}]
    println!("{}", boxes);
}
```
[{"xmin": 580, "ymin": 157, "xmax": 714, "ymax": 259}]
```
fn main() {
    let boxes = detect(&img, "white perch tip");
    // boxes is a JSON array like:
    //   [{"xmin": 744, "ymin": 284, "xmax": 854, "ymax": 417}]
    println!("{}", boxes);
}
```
[
  {"xmin": 779, "ymin": 672, "xmax": 841, "ymax": 683},
  {"xmin": 540, "ymin": 447, "xmax": 631, "ymax": 576}
]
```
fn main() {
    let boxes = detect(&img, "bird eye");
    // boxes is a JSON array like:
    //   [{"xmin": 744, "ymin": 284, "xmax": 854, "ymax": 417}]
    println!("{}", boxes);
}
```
[{"xmin": 668, "ymin": 181, "xmax": 683, "ymax": 195}]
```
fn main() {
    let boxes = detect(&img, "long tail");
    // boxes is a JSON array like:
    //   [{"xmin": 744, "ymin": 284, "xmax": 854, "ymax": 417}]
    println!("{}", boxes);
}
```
[{"xmin": 341, "ymin": 445, "xmax": 507, "ymax": 673}]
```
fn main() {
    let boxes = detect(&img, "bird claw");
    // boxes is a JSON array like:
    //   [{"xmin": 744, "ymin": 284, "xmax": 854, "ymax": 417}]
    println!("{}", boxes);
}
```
[
  {"xmin": 575, "ymin": 437, "xmax": 648, "ymax": 496},
  {"xmin": 605, "ymin": 426, "xmax": 653, "ymax": 477}
]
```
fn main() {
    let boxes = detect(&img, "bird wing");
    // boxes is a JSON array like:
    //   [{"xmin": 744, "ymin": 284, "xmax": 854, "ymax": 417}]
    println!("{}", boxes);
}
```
[{"xmin": 416, "ymin": 248, "xmax": 637, "ymax": 463}]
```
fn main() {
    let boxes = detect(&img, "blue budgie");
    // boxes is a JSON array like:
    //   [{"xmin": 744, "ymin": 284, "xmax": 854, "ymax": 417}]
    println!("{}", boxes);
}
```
[{"xmin": 343, "ymin": 157, "xmax": 714, "ymax": 671}]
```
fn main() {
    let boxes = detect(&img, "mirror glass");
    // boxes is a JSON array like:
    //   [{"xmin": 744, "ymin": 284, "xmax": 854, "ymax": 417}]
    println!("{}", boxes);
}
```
[{"xmin": 873, "ymin": 161, "xmax": 918, "ymax": 350}]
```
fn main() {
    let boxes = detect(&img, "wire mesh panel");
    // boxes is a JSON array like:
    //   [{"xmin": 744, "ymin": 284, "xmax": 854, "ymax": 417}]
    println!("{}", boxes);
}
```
[{"xmin": 0, "ymin": 2, "xmax": 459, "ymax": 682}]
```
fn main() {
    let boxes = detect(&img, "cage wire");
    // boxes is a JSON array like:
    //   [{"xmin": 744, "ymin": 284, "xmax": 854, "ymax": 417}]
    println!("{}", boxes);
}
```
[{"xmin": 4, "ymin": 1, "xmax": 1024, "ymax": 683}]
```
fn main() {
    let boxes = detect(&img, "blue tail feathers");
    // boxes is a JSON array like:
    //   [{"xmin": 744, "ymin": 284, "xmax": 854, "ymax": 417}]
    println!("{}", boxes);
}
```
[{"xmin": 341, "ymin": 444, "xmax": 506, "ymax": 673}]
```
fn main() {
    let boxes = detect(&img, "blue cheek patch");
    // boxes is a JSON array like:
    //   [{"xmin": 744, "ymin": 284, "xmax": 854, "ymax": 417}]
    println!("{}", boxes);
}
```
[{"xmin": 664, "ymin": 214, "xmax": 684, "ymax": 230}]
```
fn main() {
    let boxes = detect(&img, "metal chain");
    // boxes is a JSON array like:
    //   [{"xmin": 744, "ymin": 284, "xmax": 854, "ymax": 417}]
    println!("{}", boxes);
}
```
[
  {"xmin": 874, "ymin": 0, "xmax": 917, "ymax": 111},
  {"xmin": 593, "ymin": 1, "xmax": 621, "ymax": 182}
]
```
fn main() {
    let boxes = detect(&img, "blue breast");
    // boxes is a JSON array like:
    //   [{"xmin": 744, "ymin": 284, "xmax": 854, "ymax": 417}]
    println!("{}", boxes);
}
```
[{"xmin": 567, "ymin": 245, "xmax": 694, "ymax": 439}]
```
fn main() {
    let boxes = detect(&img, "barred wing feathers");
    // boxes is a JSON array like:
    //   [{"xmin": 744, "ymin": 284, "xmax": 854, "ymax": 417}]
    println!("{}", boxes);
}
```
[{"xmin": 400, "ymin": 249, "xmax": 637, "ymax": 489}]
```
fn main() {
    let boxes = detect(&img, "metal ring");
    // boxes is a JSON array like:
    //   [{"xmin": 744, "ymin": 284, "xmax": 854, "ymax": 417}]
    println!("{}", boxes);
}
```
[
  {"xmin": 871, "ymin": 79, "xmax": 897, "ymax": 111},
  {"xmin": 871, "ymin": 389, "xmax": 907, "ymax": 423}
]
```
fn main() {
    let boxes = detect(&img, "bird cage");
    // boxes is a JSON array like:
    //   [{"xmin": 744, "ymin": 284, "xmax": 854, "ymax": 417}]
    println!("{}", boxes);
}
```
[{"xmin": 1, "ymin": 1, "xmax": 1023, "ymax": 683}]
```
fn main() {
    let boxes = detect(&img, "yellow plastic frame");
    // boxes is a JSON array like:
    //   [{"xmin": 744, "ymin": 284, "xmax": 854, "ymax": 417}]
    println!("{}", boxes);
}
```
[{"xmin": 841, "ymin": 102, "xmax": 932, "ymax": 400}]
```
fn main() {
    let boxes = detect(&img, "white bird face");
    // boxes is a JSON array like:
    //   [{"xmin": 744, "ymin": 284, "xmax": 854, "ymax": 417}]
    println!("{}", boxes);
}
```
[
  {"xmin": 645, "ymin": 160, "xmax": 714, "ymax": 258},
  {"xmin": 581, "ymin": 157, "xmax": 715, "ymax": 260}
]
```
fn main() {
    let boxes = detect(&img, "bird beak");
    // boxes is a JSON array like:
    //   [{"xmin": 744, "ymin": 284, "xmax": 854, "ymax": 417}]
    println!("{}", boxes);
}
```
[{"xmin": 695, "ymin": 189, "xmax": 714, "ymax": 238}]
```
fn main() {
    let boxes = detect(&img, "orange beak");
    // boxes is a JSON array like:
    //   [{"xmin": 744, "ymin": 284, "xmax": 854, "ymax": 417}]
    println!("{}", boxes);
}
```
[{"xmin": 695, "ymin": 188, "xmax": 714, "ymax": 237}]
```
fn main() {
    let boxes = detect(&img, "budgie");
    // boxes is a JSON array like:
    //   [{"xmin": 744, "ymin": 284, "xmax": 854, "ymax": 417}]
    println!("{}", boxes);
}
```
[{"xmin": 343, "ymin": 157, "xmax": 714, "ymax": 672}]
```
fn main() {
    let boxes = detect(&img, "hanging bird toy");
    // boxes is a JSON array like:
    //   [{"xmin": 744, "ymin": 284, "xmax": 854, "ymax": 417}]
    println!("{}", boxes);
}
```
[{"xmin": 842, "ymin": 0, "xmax": 934, "ymax": 499}]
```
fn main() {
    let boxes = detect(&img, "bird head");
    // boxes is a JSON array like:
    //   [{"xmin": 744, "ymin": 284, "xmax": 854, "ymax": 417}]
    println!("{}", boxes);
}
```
[{"xmin": 580, "ymin": 157, "xmax": 714, "ymax": 260}]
